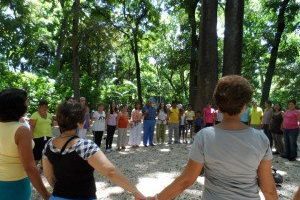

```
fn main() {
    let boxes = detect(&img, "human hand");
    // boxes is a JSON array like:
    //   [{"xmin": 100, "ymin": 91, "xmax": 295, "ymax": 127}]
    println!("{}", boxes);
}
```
[{"xmin": 134, "ymin": 191, "xmax": 147, "ymax": 200}]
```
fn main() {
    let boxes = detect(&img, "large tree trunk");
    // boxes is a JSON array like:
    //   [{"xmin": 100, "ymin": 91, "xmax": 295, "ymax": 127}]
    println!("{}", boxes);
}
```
[
  {"xmin": 131, "ymin": 29, "xmax": 143, "ymax": 104},
  {"xmin": 193, "ymin": 0, "xmax": 218, "ymax": 112},
  {"xmin": 185, "ymin": 0, "xmax": 200, "ymax": 109},
  {"xmin": 71, "ymin": 0, "xmax": 80, "ymax": 100},
  {"xmin": 260, "ymin": 0, "xmax": 290, "ymax": 106},
  {"xmin": 222, "ymin": 0, "xmax": 244, "ymax": 75}
]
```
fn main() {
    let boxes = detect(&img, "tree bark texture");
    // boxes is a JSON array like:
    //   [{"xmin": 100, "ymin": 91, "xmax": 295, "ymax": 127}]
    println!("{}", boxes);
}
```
[
  {"xmin": 131, "ymin": 29, "xmax": 143, "ymax": 104},
  {"xmin": 186, "ymin": 0, "xmax": 200, "ymax": 109},
  {"xmin": 260, "ymin": 0, "xmax": 290, "ymax": 106},
  {"xmin": 71, "ymin": 0, "xmax": 80, "ymax": 100},
  {"xmin": 222, "ymin": 0, "xmax": 244, "ymax": 76},
  {"xmin": 193, "ymin": 0, "xmax": 218, "ymax": 111}
]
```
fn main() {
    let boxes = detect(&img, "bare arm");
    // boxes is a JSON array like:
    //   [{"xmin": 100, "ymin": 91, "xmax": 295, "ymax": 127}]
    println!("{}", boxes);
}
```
[
  {"xmin": 257, "ymin": 160, "xmax": 278, "ymax": 200},
  {"xmin": 156, "ymin": 159, "xmax": 203, "ymax": 200},
  {"xmin": 88, "ymin": 151, "xmax": 145, "ymax": 199},
  {"xmin": 42, "ymin": 157, "xmax": 56, "ymax": 188},
  {"xmin": 15, "ymin": 126, "xmax": 50, "ymax": 200}
]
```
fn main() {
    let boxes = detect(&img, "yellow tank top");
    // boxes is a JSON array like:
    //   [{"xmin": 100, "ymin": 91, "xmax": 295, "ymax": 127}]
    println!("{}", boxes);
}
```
[
  {"xmin": 169, "ymin": 108, "xmax": 179, "ymax": 123},
  {"xmin": 0, "ymin": 122, "xmax": 27, "ymax": 181}
]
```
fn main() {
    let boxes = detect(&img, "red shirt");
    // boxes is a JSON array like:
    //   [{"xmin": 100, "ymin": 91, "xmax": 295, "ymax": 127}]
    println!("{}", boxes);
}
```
[
  {"xmin": 283, "ymin": 110, "xmax": 300, "ymax": 129},
  {"xmin": 203, "ymin": 107, "xmax": 216, "ymax": 124},
  {"xmin": 118, "ymin": 113, "xmax": 129, "ymax": 128}
]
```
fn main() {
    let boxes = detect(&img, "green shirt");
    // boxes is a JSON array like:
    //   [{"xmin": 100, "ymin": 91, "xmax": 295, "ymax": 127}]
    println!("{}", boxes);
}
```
[{"xmin": 30, "ymin": 112, "xmax": 53, "ymax": 138}]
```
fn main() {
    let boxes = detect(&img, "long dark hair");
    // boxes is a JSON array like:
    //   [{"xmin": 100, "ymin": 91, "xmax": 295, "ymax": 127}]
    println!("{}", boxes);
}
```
[
  {"xmin": 157, "ymin": 103, "xmax": 167, "ymax": 113},
  {"xmin": 109, "ymin": 102, "xmax": 118, "ymax": 114}
]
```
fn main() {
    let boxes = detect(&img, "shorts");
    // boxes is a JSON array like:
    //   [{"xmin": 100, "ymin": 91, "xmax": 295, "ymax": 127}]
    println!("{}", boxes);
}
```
[{"xmin": 33, "ymin": 137, "xmax": 51, "ymax": 161}]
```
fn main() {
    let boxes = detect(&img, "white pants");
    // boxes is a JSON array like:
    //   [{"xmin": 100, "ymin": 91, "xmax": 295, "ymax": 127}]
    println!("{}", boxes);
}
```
[{"xmin": 128, "ymin": 123, "xmax": 143, "ymax": 146}]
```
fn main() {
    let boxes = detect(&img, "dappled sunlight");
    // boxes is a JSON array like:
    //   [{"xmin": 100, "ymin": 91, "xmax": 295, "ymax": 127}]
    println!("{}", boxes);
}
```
[{"xmin": 159, "ymin": 148, "xmax": 171, "ymax": 152}]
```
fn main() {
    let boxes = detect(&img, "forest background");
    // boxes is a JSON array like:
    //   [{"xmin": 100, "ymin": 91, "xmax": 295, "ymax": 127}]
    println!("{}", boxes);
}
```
[{"xmin": 0, "ymin": 0, "xmax": 299, "ymax": 113}]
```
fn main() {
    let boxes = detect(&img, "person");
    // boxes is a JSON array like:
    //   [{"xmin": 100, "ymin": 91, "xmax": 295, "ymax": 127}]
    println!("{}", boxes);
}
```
[
  {"xmin": 105, "ymin": 102, "xmax": 118, "ymax": 152},
  {"xmin": 29, "ymin": 99, "xmax": 53, "ymax": 163},
  {"xmin": 91, "ymin": 103, "xmax": 106, "ymax": 147},
  {"xmin": 179, "ymin": 108, "xmax": 186, "ymax": 143},
  {"xmin": 42, "ymin": 102, "xmax": 145, "ymax": 200},
  {"xmin": 185, "ymin": 105, "xmax": 195, "ymax": 141},
  {"xmin": 0, "ymin": 88, "xmax": 50, "ymax": 200},
  {"xmin": 128, "ymin": 102, "xmax": 143, "ymax": 148},
  {"xmin": 167, "ymin": 101, "xmax": 180, "ymax": 144},
  {"xmin": 240, "ymin": 104, "xmax": 251, "ymax": 125},
  {"xmin": 250, "ymin": 101, "xmax": 263, "ymax": 129},
  {"xmin": 191, "ymin": 111, "xmax": 202, "ymax": 144},
  {"xmin": 270, "ymin": 103, "xmax": 284, "ymax": 155},
  {"xmin": 151, "ymin": 75, "xmax": 278, "ymax": 200},
  {"xmin": 78, "ymin": 97, "xmax": 90, "ymax": 138},
  {"xmin": 262, "ymin": 100, "xmax": 273, "ymax": 148},
  {"xmin": 116, "ymin": 105, "xmax": 129, "ymax": 151},
  {"xmin": 156, "ymin": 103, "xmax": 168, "ymax": 144},
  {"xmin": 142, "ymin": 100, "xmax": 156, "ymax": 147},
  {"xmin": 281, "ymin": 99, "xmax": 300, "ymax": 161},
  {"xmin": 203, "ymin": 103, "xmax": 215, "ymax": 127}
]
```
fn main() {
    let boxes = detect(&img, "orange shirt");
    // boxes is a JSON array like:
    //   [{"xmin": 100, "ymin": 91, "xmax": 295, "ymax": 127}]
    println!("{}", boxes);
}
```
[{"xmin": 118, "ymin": 113, "xmax": 129, "ymax": 128}]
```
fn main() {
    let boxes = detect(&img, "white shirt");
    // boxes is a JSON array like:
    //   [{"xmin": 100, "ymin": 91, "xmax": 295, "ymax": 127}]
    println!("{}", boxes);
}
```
[
  {"xmin": 157, "ymin": 110, "xmax": 167, "ymax": 124},
  {"xmin": 92, "ymin": 111, "xmax": 106, "ymax": 131},
  {"xmin": 180, "ymin": 115, "xmax": 186, "ymax": 125}
]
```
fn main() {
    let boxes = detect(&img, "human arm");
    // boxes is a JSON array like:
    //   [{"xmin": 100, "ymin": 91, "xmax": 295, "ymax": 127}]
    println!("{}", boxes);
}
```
[
  {"xmin": 15, "ymin": 126, "xmax": 50, "ymax": 200},
  {"xmin": 293, "ymin": 187, "xmax": 300, "ymax": 200},
  {"xmin": 88, "ymin": 151, "xmax": 145, "ymax": 199},
  {"xmin": 42, "ymin": 157, "xmax": 56, "ymax": 188},
  {"xmin": 257, "ymin": 160, "xmax": 278, "ymax": 200},
  {"xmin": 155, "ymin": 159, "xmax": 203, "ymax": 200}
]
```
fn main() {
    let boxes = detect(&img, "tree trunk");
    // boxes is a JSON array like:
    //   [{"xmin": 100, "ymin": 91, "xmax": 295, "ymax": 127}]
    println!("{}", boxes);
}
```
[
  {"xmin": 222, "ymin": 0, "xmax": 244, "ymax": 76},
  {"xmin": 71, "ymin": 0, "xmax": 80, "ymax": 100},
  {"xmin": 131, "ymin": 29, "xmax": 143, "ymax": 104},
  {"xmin": 185, "ymin": 0, "xmax": 200, "ymax": 109},
  {"xmin": 260, "ymin": 0, "xmax": 290, "ymax": 106},
  {"xmin": 55, "ymin": 0, "xmax": 68, "ymax": 71},
  {"xmin": 192, "ymin": 0, "xmax": 218, "ymax": 112}
]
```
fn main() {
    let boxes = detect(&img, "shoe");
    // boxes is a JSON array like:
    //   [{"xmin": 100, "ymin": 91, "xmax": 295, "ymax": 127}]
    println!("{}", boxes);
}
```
[
  {"xmin": 150, "ymin": 143, "xmax": 156, "ymax": 146},
  {"xmin": 167, "ymin": 142, "xmax": 172, "ymax": 145},
  {"xmin": 144, "ymin": 144, "xmax": 148, "ymax": 147},
  {"xmin": 288, "ymin": 158, "xmax": 296, "ymax": 161},
  {"xmin": 121, "ymin": 146, "xmax": 126, "ymax": 149}
]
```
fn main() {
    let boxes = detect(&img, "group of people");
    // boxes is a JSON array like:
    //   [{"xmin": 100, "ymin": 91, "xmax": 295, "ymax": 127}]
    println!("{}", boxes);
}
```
[{"xmin": 0, "ymin": 75, "xmax": 299, "ymax": 200}]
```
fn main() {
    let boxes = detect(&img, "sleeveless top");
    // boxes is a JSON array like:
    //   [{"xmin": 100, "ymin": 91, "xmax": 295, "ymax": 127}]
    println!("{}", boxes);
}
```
[
  {"xmin": 118, "ymin": 113, "xmax": 129, "ymax": 128},
  {"xmin": 43, "ymin": 136, "xmax": 99, "ymax": 199},
  {"xmin": 0, "ymin": 122, "xmax": 28, "ymax": 181}
]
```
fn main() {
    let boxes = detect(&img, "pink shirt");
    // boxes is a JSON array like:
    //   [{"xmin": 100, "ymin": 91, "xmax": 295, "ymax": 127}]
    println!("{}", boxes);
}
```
[
  {"xmin": 203, "ymin": 107, "xmax": 215, "ymax": 124},
  {"xmin": 283, "ymin": 110, "xmax": 300, "ymax": 129}
]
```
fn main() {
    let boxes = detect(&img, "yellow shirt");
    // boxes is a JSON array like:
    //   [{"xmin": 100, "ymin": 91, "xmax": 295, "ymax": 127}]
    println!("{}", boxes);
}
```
[
  {"xmin": 31, "ymin": 112, "xmax": 53, "ymax": 138},
  {"xmin": 250, "ymin": 107, "xmax": 263, "ymax": 125},
  {"xmin": 169, "ymin": 107, "xmax": 179, "ymax": 123},
  {"xmin": 0, "ymin": 122, "xmax": 27, "ymax": 181}
]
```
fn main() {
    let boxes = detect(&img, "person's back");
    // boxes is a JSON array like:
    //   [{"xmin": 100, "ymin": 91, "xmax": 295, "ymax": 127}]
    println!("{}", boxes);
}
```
[
  {"xmin": 0, "ymin": 122, "xmax": 27, "ymax": 181},
  {"xmin": 190, "ymin": 126, "xmax": 271, "ymax": 199},
  {"xmin": 43, "ymin": 136, "xmax": 97, "ymax": 199}
]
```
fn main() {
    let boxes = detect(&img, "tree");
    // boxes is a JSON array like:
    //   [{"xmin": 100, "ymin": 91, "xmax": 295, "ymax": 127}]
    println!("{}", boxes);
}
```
[
  {"xmin": 222, "ymin": 0, "xmax": 244, "ymax": 75},
  {"xmin": 71, "ymin": 0, "xmax": 80, "ymax": 99},
  {"xmin": 260, "ymin": 0, "xmax": 290, "ymax": 106},
  {"xmin": 192, "ymin": 0, "xmax": 218, "ymax": 111}
]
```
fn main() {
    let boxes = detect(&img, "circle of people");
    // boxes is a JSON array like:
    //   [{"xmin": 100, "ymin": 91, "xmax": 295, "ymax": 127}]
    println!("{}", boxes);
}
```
[{"xmin": 0, "ymin": 75, "xmax": 299, "ymax": 200}]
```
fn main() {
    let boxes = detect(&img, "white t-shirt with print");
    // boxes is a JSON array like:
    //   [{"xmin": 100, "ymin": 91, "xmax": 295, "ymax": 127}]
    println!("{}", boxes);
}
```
[{"xmin": 92, "ymin": 111, "xmax": 106, "ymax": 131}]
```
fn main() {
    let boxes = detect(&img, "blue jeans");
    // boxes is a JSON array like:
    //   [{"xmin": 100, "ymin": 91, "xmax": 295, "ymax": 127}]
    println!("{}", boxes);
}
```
[
  {"xmin": 143, "ymin": 120, "xmax": 155, "ymax": 145},
  {"xmin": 283, "ymin": 128, "xmax": 299, "ymax": 159}
]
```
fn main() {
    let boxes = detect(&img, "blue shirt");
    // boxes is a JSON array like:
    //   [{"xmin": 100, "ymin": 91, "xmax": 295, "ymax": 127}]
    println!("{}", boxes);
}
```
[
  {"xmin": 142, "ymin": 105, "xmax": 156, "ymax": 120},
  {"xmin": 195, "ymin": 117, "xmax": 203, "ymax": 127},
  {"xmin": 240, "ymin": 108, "xmax": 250, "ymax": 122}
]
